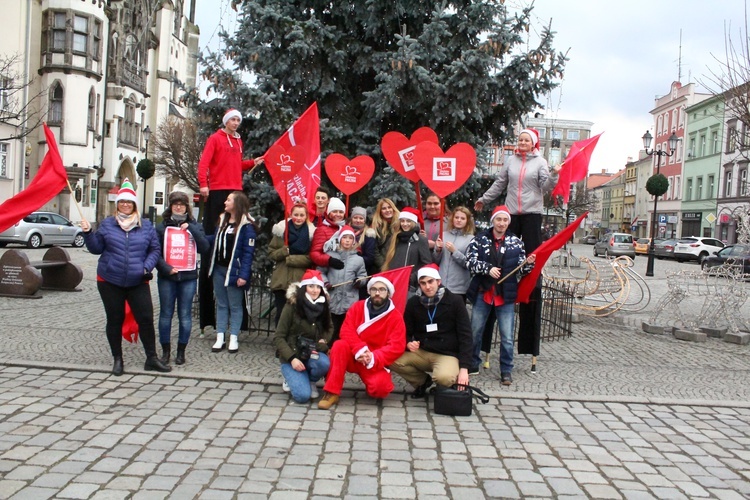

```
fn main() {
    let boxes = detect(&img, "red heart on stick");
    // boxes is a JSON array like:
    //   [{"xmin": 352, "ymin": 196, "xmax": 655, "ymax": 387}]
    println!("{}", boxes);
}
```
[
  {"xmin": 325, "ymin": 154, "xmax": 375, "ymax": 196},
  {"xmin": 381, "ymin": 127, "xmax": 439, "ymax": 182},
  {"xmin": 265, "ymin": 145, "xmax": 306, "ymax": 210},
  {"xmin": 413, "ymin": 142, "xmax": 476, "ymax": 199}
]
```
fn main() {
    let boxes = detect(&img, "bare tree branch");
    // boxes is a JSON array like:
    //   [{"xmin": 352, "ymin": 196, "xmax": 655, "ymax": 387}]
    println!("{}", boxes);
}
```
[
  {"xmin": 0, "ymin": 52, "xmax": 47, "ymax": 141},
  {"xmin": 151, "ymin": 115, "xmax": 205, "ymax": 192}
]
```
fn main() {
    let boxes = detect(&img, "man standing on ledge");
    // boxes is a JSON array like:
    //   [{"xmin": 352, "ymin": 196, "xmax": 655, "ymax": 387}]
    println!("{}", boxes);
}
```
[
  {"xmin": 318, "ymin": 275, "xmax": 406, "ymax": 410},
  {"xmin": 197, "ymin": 109, "xmax": 264, "ymax": 331},
  {"xmin": 391, "ymin": 264, "xmax": 473, "ymax": 398}
]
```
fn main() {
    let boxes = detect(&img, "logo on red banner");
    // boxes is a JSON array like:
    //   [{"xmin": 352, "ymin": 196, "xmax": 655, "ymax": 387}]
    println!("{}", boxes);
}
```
[
  {"xmin": 413, "ymin": 142, "xmax": 476, "ymax": 199},
  {"xmin": 325, "ymin": 153, "xmax": 375, "ymax": 196}
]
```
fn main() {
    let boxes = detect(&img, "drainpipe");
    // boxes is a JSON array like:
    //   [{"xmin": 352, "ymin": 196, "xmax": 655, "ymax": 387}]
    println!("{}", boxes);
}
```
[{"xmin": 18, "ymin": 0, "xmax": 32, "ymax": 193}]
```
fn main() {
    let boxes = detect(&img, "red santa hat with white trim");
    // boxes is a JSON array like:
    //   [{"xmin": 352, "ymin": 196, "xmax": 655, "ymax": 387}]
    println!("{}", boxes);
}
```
[
  {"xmin": 339, "ymin": 225, "xmax": 356, "ymax": 239},
  {"xmin": 519, "ymin": 128, "xmax": 540, "ymax": 147},
  {"xmin": 399, "ymin": 206, "xmax": 420, "ymax": 224},
  {"xmin": 367, "ymin": 275, "xmax": 395, "ymax": 296},
  {"xmin": 223, "ymin": 109, "xmax": 243, "ymax": 126},
  {"xmin": 417, "ymin": 264, "xmax": 441, "ymax": 281},
  {"xmin": 299, "ymin": 269, "xmax": 325, "ymax": 288},
  {"xmin": 490, "ymin": 205, "xmax": 511, "ymax": 223}
]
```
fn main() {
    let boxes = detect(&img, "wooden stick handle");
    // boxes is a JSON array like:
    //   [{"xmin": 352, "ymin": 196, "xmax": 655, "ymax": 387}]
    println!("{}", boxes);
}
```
[{"xmin": 66, "ymin": 179, "xmax": 88, "ymax": 224}]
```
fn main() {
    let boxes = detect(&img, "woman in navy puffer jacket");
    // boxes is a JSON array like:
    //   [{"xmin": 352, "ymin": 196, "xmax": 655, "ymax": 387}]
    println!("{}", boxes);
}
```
[{"xmin": 81, "ymin": 178, "xmax": 171, "ymax": 377}]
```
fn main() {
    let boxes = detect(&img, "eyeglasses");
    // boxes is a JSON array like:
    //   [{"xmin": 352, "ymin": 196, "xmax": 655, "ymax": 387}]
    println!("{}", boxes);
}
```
[{"xmin": 369, "ymin": 287, "xmax": 389, "ymax": 295}]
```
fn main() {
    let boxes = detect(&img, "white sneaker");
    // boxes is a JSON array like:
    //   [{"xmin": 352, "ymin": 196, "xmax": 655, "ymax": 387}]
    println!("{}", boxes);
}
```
[
  {"xmin": 228, "ymin": 335, "xmax": 239, "ymax": 353},
  {"xmin": 309, "ymin": 381, "xmax": 319, "ymax": 399},
  {"xmin": 282, "ymin": 381, "xmax": 290, "ymax": 392},
  {"xmin": 211, "ymin": 333, "xmax": 225, "ymax": 352}
]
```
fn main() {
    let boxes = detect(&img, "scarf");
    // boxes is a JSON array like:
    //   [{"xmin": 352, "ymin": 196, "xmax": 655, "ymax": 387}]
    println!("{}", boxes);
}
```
[
  {"xmin": 418, "ymin": 286, "xmax": 445, "ymax": 308},
  {"xmin": 367, "ymin": 297, "xmax": 391, "ymax": 319},
  {"xmin": 116, "ymin": 211, "xmax": 140, "ymax": 232},
  {"xmin": 287, "ymin": 220, "xmax": 310, "ymax": 255},
  {"xmin": 171, "ymin": 213, "xmax": 188, "ymax": 224},
  {"xmin": 301, "ymin": 293, "xmax": 326, "ymax": 324},
  {"xmin": 396, "ymin": 228, "xmax": 418, "ymax": 243}
]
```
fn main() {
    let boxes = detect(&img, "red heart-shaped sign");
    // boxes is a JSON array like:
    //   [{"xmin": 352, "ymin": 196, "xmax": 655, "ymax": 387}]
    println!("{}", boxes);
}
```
[
  {"xmin": 265, "ymin": 145, "xmax": 306, "ymax": 208},
  {"xmin": 325, "ymin": 153, "xmax": 375, "ymax": 196},
  {"xmin": 413, "ymin": 142, "xmax": 476, "ymax": 199},
  {"xmin": 380, "ymin": 127, "xmax": 439, "ymax": 182}
]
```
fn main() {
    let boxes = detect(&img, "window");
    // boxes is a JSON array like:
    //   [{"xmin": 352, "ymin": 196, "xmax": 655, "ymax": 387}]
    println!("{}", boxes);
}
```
[
  {"xmin": 686, "ymin": 178, "xmax": 692, "ymax": 201},
  {"xmin": 667, "ymin": 176, "xmax": 674, "ymax": 200},
  {"xmin": 536, "ymin": 127, "xmax": 546, "ymax": 139},
  {"xmin": 727, "ymin": 125, "xmax": 738, "ymax": 152},
  {"xmin": 711, "ymin": 131, "xmax": 719, "ymax": 154},
  {"xmin": 52, "ymin": 12, "xmax": 66, "ymax": 51},
  {"xmin": 49, "ymin": 82, "xmax": 63, "ymax": 124},
  {"xmin": 741, "ymin": 168, "xmax": 748, "ymax": 196},
  {"xmin": 699, "ymin": 135, "xmax": 706, "ymax": 156},
  {"xmin": 87, "ymin": 88, "xmax": 96, "ymax": 131},
  {"xmin": 708, "ymin": 175, "xmax": 715, "ymax": 198},
  {"xmin": 551, "ymin": 130, "xmax": 562, "ymax": 140},
  {"xmin": 73, "ymin": 15, "xmax": 88, "ymax": 53},
  {"xmin": 120, "ymin": 95, "xmax": 137, "ymax": 146},
  {"xmin": 725, "ymin": 170, "xmax": 733, "ymax": 197},
  {"xmin": 696, "ymin": 177, "xmax": 703, "ymax": 200},
  {"xmin": 0, "ymin": 143, "xmax": 7, "ymax": 178},
  {"xmin": 657, "ymin": 115, "xmax": 663, "ymax": 135},
  {"xmin": 688, "ymin": 136, "xmax": 696, "ymax": 157},
  {"xmin": 674, "ymin": 175, "xmax": 681, "ymax": 200},
  {"xmin": 92, "ymin": 20, "xmax": 102, "ymax": 60},
  {"xmin": 567, "ymin": 130, "xmax": 580, "ymax": 140}
]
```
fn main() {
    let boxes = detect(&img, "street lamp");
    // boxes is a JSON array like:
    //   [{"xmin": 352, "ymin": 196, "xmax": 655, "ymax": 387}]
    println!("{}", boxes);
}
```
[
  {"xmin": 142, "ymin": 125, "xmax": 151, "ymax": 212},
  {"xmin": 642, "ymin": 130, "xmax": 679, "ymax": 277}
]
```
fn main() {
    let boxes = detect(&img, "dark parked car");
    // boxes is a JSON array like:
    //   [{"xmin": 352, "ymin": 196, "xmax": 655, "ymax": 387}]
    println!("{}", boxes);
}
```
[
  {"xmin": 0, "ymin": 212, "xmax": 84, "ymax": 248},
  {"xmin": 701, "ymin": 244, "xmax": 750, "ymax": 275},
  {"xmin": 581, "ymin": 234, "xmax": 597, "ymax": 245},
  {"xmin": 653, "ymin": 239, "xmax": 678, "ymax": 259}
]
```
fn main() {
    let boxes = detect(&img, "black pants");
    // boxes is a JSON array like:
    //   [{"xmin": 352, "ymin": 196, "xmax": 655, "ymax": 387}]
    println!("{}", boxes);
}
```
[
  {"xmin": 331, "ymin": 313, "xmax": 346, "ymax": 344},
  {"xmin": 273, "ymin": 290, "xmax": 287, "ymax": 326},
  {"xmin": 508, "ymin": 213, "xmax": 543, "ymax": 356},
  {"xmin": 97, "ymin": 281, "xmax": 157, "ymax": 359}
]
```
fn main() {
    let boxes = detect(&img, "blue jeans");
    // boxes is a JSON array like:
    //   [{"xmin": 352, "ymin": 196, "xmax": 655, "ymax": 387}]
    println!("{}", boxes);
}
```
[
  {"xmin": 212, "ymin": 265, "xmax": 245, "ymax": 336},
  {"xmin": 157, "ymin": 278, "xmax": 197, "ymax": 345},
  {"xmin": 471, "ymin": 299, "xmax": 516, "ymax": 373},
  {"xmin": 281, "ymin": 353, "xmax": 331, "ymax": 403}
]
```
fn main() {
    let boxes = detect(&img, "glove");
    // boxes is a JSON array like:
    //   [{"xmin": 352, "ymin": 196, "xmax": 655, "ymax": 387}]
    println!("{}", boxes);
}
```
[{"xmin": 328, "ymin": 257, "xmax": 345, "ymax": 270}]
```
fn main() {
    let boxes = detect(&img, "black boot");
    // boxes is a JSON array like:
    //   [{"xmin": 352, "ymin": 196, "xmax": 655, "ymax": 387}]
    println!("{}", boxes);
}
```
[
  {"xmin": 175, "ymin": 343, "xmax": 186, "ymax": 365},
  {"xmin": 112, "ymin": 356, "xmax": 124, "ymax": 376},
  {"xmin": 410, "ymin": 377, "xmax": 433, "ymax": 399},
  {"xmin": 160, "ymin": 343, "xmax": 171, "ymax": 365},
  {"xmin": 144, "ymin": 356, "xmax": 172, "ymax": 373}
]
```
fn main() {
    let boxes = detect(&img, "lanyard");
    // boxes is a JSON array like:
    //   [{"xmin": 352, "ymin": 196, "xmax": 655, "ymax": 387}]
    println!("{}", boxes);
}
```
[{"xmin": 427, "ymin": 306, "xmax": 437, "ymax": 324}]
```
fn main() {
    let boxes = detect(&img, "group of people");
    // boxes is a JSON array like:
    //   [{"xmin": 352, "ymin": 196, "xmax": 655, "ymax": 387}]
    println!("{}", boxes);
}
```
[{"xmin": 81, "ymin": 110, "xmax": 560, "ymax": 407}]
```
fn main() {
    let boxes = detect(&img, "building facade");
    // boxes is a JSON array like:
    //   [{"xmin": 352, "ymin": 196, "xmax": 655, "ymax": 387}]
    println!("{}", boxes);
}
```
[
  {"xmin": 2, "ymin": 0, "xmax": 199, "ymax": 223},
  {"xmin": 717, "ymin": 95, "xmax": 750, "ymax": 244}
]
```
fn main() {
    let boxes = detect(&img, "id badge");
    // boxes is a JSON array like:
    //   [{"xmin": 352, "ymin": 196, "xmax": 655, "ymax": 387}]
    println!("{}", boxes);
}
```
[
  {"xmin": 310, "ymin": 351, "xmax": 320, "ymax": 360},
  {"xmin": 426, "ymin": 324, "xmax": 438, "ymax": 332}
]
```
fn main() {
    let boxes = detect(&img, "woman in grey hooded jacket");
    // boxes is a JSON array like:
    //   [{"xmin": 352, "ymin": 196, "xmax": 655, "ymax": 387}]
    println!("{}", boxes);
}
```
[{"xmin": 433, "ymin": 206, "xmax": 475, "ymax": 299}]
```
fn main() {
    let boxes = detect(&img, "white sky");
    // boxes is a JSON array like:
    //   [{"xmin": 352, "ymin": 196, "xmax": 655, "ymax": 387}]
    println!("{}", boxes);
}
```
[{"xmin": 194, "ymin": 0, "xmax": 748, "ymax": 173}]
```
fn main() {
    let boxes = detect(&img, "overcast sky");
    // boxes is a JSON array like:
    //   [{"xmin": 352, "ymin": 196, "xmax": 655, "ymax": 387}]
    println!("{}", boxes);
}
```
[{"xmin": 194, "ymin": 0, "xmax": 748, "ymax": 173}]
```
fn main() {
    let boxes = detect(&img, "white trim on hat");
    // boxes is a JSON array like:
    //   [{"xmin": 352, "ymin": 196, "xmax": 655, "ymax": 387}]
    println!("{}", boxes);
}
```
[
  {"xmin": 519, "ymin": 128, "xmax": 539, "ymax": 146},
  {"xmin": 491, "ymin": 207, "xmax": 511, "ymax": 223},
  {"xmin": 300, "ymin": 275, "xmax": 325, "ymax": 288},
  {"xmin": 339, "ymin": 228, "xmax": 356, "ymax": 240},
  {"xmin": 417, "ymin": 265, "xmax": 441, "ymax": 281},
  {"xmin": 223, "ymin": 109, "xmax": 243, "ymax": 126},
  {"xmin": 367, "ymin": 276, "xmax": 394, "ymax": 296},
  {"xmin": 399, "ymin": 211, "xmax": 418, "ymax": 223}
]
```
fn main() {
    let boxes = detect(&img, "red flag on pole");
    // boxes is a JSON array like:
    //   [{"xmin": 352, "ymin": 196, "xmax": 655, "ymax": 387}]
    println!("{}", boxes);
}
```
[
  {"xmin": 266, "ymin": 103, "xmax": 320, "ymax": 212},
  {"xmin": 551, "ymin": 133, "xmax": 603, "ymax": 204},
  {"xmin": 516, "ymin": 212, "xmax": 588, "ymax": 304},
  {"xmin": 0, "ymin": 124, "xmax": 68, "ymax": 233},
  {"xmin": 371, "ymin": 266, "xmax": 413, "ymax": 314}
]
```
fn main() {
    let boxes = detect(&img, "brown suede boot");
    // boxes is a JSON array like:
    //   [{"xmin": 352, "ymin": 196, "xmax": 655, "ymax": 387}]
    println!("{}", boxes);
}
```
[{"xmin": 317, "ymin": 392, "xmax": 339, "ymax": 410}]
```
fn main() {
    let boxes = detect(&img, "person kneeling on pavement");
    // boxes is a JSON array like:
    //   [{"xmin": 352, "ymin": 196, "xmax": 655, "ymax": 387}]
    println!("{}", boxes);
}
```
[
  {"xmin": 318, "ymin": 275, "xmax": 406, "ymax": 410},
  {"xmin": 391, "ymin": 264, "xmax": 473, "ymax": 398},
  {"xmin": 273, "ymin": 270, "xmax": 333, "ymax": 404}
]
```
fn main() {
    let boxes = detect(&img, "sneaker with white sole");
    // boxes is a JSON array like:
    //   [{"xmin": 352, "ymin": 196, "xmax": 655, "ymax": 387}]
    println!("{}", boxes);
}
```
[
  {"xmin": 282, "ymin": 381, "xmax": 290, "ymax": 392},
  {"xmin": 309, "ymin": 381, "xmax": 319, "ymax": 399}
]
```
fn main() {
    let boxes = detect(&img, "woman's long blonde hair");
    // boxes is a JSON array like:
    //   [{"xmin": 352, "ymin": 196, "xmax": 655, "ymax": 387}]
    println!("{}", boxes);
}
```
[
  {"xmin": 381, "ymin": 218, "xmax": 417, "ymax": 271},
  {"xmin": 371, "ymin": 198, "xmax": 400, "ymax": 242},
  {"xmin": 447, "ymin": 206, "xmax": 476, "ymax": 235}
]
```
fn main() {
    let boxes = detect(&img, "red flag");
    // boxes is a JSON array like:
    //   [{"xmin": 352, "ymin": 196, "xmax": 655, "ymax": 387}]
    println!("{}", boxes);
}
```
[
  {"xmin": 551, "ymin": 133, "xmax": 603, "ymax": 205},
  {"xmin": 516, "ymin": 212, "xmax": 588, "ymax": 304},
  {"xmin": 0, "ymin": 124, "xmax": 68, "ymax": 233},
  {"xmin": 266, "ymin": 103, "xmax": 320, "ymax": 212},
  {"xmin": 372, "ymin": 266, "xmax": 413, "ymax": 314},
  {"xmin": 122, "ymin": 300, "xmax": 139, "ymax": 343}
]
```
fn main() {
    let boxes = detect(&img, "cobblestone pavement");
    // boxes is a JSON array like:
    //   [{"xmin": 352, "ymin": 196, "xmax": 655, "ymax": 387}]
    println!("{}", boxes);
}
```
[{"xmin": 0, "ymin": 246, "xmax": 749, "ymax": 499}]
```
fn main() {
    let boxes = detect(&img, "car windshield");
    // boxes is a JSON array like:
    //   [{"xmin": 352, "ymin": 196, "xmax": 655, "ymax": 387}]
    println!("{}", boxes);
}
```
[
  {"xmin": 613, "ymin": 235, "xmax": 632, "ymax": 243},
  {"xmin": 677, "ymin": 238, "xmax": 697, "ymax": 244},
  {"xmin": 637, "ymin": 238, "xmax": 649, "ymax": 244}
]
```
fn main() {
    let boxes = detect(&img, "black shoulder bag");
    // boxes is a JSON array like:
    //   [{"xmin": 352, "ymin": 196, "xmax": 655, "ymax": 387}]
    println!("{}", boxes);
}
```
[{"xmin": 432, "ymin": 384, "xmax": 490, "ymax": 417}]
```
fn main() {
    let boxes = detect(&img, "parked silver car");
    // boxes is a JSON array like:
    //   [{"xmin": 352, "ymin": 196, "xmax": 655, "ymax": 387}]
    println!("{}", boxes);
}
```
[
  {"xmin": 0, "ymin": 212, "xmax": 84, "ymax": 248},
  {"xmin": 593, "ymin": 232, "xmax": 635, "ymax": 258}
]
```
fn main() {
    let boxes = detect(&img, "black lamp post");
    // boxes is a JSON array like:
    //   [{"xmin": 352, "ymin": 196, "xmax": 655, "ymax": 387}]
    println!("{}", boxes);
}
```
[
  {"xmin": 142, "ymin": 125, "xmax": 151, "ymax": 212},
  {"xmin": 643, "ymin": 130, "xmax": 679, "ymax": 277}
]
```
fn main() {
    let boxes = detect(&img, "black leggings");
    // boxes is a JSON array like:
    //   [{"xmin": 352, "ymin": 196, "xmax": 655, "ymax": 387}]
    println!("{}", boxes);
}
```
[{"xmin": 97, "ymin": 281, "xmax": 157, "ymax": 359}]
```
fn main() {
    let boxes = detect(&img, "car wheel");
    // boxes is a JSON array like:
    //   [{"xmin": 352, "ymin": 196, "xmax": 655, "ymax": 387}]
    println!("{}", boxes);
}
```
[
  {"xmin": 698, "ymin": 252, "xmax": 708, "ymax": 264},
  {"xmin": 605, "ymin": 249, "xmax": 610, "ymax": 259},
  {"xmin": 27, "ymin": 233, "xmax": 42, "ymax": 249},
  {"xmin": 0, "ymin": 242, "xmax": 6, "ymax": 248},
  {"xmin": 593, "ymin": 247, "xmax": 598, "ymax": 257},
  {"xmin": 73, "ymin": 233, "xmax": 85, "ymax": 247}
]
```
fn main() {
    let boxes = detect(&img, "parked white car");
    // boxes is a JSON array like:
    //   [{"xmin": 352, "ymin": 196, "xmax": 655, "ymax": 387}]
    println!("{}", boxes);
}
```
[
  {"xmin": 673, "ymin": 237, "xmax": 724, "ymax": 264},
  {"xmin": 0, "ymin": 212, "xmax": 84, "ymax": 249}
]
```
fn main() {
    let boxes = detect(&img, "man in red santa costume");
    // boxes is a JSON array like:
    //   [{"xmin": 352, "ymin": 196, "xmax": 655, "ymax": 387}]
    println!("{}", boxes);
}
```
[{"xmin": 318, "ymin": 274, "xmax": 406, "ymax": 410}]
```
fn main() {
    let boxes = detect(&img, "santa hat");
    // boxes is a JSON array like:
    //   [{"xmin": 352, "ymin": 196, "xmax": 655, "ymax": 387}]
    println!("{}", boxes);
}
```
[
  {"xmin": 417, "ymin": 264, "xmax": 441, "ymax": 281},
  {"xmin": 519, "ymin": 128, "xmax": 540, "ymax": 147},
  {"xmin": 299, "ymin": 269, "xmax": 325, "ymax": 288},
  {"xmin": 399, "ymin": 207, "xmax": 420, "ymax": 224},
  {"xmin": 367, "ymin": 275, "xmax": 394, "ymax": 296},
  {"xmin": 222, "ymin": 109, "xmax": 243, "ymax": 126},
  {"xmin": 116, "ymin": 178, "xmax": 138, "ymax": 204},
  {"xmin": 491, "ymin": 205, "xmax": 511, "ymax": 223},
  {"xmin": 327, "ymin": 197, "xmax": 346, "ymax": 215},
  {"xmin": 339, "ymin": 225, "xmax": 356, "ymax": 240}
]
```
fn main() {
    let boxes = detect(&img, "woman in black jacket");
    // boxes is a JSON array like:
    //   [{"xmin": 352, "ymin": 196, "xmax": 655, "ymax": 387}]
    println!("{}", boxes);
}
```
[{"xmin": 155, "ymin": 191, "xmax": 210, "ymax": 366}]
